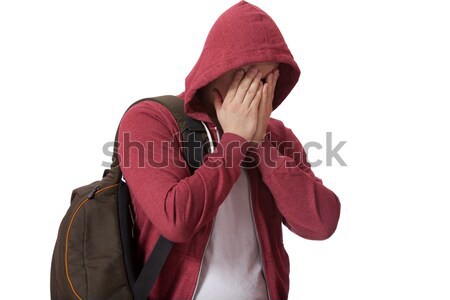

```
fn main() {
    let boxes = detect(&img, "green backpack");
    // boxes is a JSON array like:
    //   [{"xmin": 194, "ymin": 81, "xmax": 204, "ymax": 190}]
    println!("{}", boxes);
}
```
[{"xmin": 50, "ymin": 96, "xmax": 209, "ymax": 300}]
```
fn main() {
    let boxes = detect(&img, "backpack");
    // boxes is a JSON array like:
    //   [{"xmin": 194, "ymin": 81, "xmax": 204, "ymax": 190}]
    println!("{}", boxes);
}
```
[{"xmin": 50, "ymin": 96, "xmax": 209, "ymax": 300}]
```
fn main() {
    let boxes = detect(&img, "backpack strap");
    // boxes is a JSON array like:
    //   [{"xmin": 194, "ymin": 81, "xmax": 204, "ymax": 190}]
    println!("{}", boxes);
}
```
[
  {"xmin": 184, "ymin": 115, "xmax": 209, "ymax": 172},
  {"xmin": 149, "ymin": 96, "xmax": 209, "ymax": 173},
  {"xmin": 111, "ymin": 95, "xmax": 209, "ymax": 171},
  {"xmin": 119, "ymin": 176, "xmax": 173, "ymax": 300},
  {"xmin": 112, "ymin": 95, "xmax": 209, "ymax": 300}
]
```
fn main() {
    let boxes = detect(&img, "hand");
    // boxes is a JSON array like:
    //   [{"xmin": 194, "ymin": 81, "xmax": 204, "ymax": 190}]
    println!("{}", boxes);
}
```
[
  {"xmin": 250, "ymin": 69, "xmax": 280, "ymax": 144},
  {"xmin": 213, "ymin": 68, "xmax": 263, "ymax": 141}
]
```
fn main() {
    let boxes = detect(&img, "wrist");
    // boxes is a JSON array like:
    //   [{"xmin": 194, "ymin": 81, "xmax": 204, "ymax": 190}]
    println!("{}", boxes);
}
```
[
  {"xmin": 250, "ymin": 133, "xmax": 265, "ymax": 144},
  {"xmin": 249, "ymin": 139, "xmax": 262, "ymax": 148}
]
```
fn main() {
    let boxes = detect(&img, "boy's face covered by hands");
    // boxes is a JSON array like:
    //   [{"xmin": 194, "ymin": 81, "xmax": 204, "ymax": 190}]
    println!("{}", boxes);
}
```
[
  {"xmin": 214, "ymin": 62, "xmax": 279, "ymax": 101},
  {"xmin": 200, "ymin": 62, "xmax": 280, "ymax": 144}
]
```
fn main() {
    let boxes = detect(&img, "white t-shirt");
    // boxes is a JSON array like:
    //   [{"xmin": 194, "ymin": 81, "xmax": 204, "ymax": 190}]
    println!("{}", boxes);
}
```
[{"xmin": 193, "ymin": 168, "xmax": 269, "ymax": 300}]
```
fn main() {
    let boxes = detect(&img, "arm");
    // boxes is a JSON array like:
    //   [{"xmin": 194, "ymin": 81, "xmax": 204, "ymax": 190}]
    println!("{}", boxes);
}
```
[
  {"xmin": 118, "ymin": 101, "xmax": 249, "ymax": 243},
  {"xmin": 252, "ymin": 122, "xmax": 341, "ymax": 240},
  {"xmin": 118, "ymin": 67, "xmax": 266, "ymax": 243}
]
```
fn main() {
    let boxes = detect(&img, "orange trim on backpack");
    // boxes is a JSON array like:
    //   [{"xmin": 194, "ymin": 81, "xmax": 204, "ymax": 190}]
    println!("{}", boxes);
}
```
[{"xmin": 64, "ymin": 184, "xmax": 119, "ymax": 300}]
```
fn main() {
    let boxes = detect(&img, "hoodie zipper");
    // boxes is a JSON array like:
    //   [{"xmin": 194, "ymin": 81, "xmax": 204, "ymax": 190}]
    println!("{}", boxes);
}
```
[
  {"xmin": 191, "ymin": 219, "xmax": 216, "ymax": 300},
  {"xmin": 191, "ymin": 124, "xmax": 219, "ymax": 300},
  {"xmin": 247, "ymin": 170, "xmax": 271, "ymax": 300},
  {"xmin": 192, "ymin": 126, "xmax": 271, "ymax": 299}
]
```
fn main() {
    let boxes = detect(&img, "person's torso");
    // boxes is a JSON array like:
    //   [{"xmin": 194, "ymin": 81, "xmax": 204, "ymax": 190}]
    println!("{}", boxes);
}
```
[
  {"xmin": 127, "ymin": 106, "xmax": 291, "ymax": 299},
  {"xmin": 192, "ymin": 168, "xmax": 269, "ymax": 300}
]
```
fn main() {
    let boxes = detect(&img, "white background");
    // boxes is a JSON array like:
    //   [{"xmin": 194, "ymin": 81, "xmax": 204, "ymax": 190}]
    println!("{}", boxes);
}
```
[{"xmin": 1, "ymin": 0, "xmax": 449, "ymax": 299}]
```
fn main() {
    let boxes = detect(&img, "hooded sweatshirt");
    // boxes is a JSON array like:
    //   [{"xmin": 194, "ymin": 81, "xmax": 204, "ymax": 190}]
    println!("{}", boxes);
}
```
[{"xmin": 118, "ymin": 1, "xmax": 341, "ymax": 299}]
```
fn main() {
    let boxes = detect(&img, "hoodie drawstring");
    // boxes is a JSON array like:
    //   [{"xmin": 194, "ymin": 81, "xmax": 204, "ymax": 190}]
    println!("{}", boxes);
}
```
[
  {"xmin": 201, "ymin": 121, "xmax": 215, "ymax": 153},
  {"xmin": 200, "ymin": 122, "xmax": 222, "ymax": 154},
  {"xmin": 214, "ymin": 126, "xmax": 221, "ymax": 143}
]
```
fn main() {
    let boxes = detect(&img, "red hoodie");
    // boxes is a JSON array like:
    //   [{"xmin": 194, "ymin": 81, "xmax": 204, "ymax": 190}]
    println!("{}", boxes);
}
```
[{"xmin": 118, "ymin": 1, "xmax": 341, "ymax": 299}]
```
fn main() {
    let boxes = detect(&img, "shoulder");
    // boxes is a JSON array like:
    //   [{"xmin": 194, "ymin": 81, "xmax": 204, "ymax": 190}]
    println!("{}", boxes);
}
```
[{"xmin": 119, "ymin": 99, "xmax": 180, "ymax": 135}]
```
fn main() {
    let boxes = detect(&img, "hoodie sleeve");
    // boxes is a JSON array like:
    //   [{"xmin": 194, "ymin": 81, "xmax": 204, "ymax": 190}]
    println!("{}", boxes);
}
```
[
  {"xmin": 251, "ymin": 120, "xmax": 341, "ymax": 240},
  {"xmin": 118, "ymin": 101, "xmax": 250, "ymax": 243}
]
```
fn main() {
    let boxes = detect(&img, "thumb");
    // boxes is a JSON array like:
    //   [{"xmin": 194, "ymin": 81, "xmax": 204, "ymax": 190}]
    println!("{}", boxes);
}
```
[{"xmin": 212, "ymin": 89, "xmax": 223, "ymax": 113}]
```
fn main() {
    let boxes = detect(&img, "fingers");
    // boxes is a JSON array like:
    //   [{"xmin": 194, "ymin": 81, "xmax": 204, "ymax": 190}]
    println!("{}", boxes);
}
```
[
  {"xmin": 266, "ymin": 73, "xmax": 274, "ymax": 105},
  {"xmin": 266, "ymin": 69, "xmax": 279, "ymax": 102},
  {"xmin": 224, "ymin": 69, "xmax": 245, "ymax": 102},
  {"xmin": 262, "ymin": 80, "xmax": 269, "ymax": 109},
  {"xmin": 224, "ymin": 67, "xmax": 279, "ymax": 110},
  {"xmin": 263, "ymin": 69, "xmax": 279, "ymax": 113},
  {"xmin": 249, "ymin": 81, "xmax": 263, "ymax": 110},
  {"xmin": 234, "ymin": 68, "xmax": 261, "ymax": 103},
  {"xmin": 271, "ymin": 69, "xmax": 280, "ymax": 99},
  {"xmin": 242, "ymin": 70, "xmax": 263, "ymax": 107}
]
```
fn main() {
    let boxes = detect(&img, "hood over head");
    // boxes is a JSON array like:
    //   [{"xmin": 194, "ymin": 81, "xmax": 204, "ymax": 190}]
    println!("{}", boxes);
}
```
[{"xmin": 179, "ymin": 1, "xmax": 301, "ymax": 124}]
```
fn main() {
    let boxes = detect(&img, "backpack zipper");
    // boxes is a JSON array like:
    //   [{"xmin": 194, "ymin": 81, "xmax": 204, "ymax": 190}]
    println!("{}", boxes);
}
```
[{"xmin": 65, "ymin": 183, "xmax": 119, "ymax": 300}]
